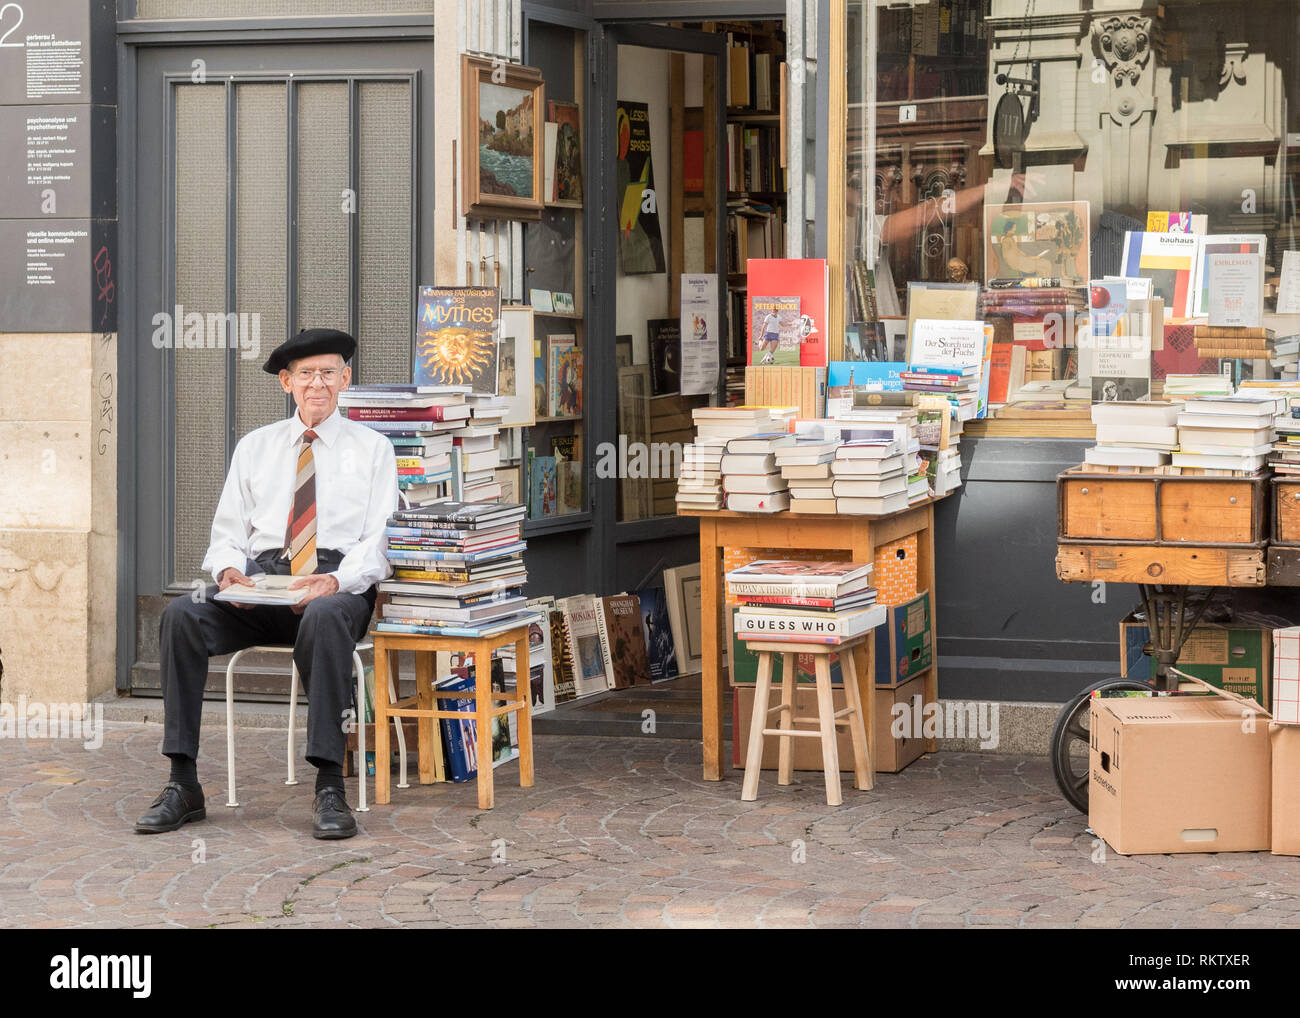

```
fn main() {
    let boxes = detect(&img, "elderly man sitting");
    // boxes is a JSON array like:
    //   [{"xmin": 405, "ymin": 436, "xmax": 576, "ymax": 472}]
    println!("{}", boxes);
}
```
[{"xmin": 136, "ymin": 328, "xmax": 397, "ymax": 839}]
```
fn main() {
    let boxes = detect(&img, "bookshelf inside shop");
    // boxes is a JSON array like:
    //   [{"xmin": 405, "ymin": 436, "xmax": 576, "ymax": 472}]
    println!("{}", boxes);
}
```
[{"xmin": 523, "ymin": 24, "xmax": 589, "ymax": 526}]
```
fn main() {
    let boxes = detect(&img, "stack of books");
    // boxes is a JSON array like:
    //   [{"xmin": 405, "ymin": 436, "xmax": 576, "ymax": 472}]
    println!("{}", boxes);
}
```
[
  {"xmin": 1273, "ymin": 336, "xmax": 1300, "ymax": 379},
  {"xmin": 1272, "ymin": 399, "xmax": 1300, "ymax": 475},
  {"xmin": 338, "ymin": 384, "xmax": 469, "ymax": 506},
  {"xmin": 375, "ymin": 501, "xmax": 534, "ymax": 637},
  {"xmin": 776, "ymin": 437, "xmax": 842, "ymax": 513},
  {"xmin": 1085, "ymin": 401, "xmax": 1180, "ymax": 471},
  {"xmin": 915, "ymin": 403, "xmax": 962, "ymax": 496},
  {"xmin": 830, "ymin": 431, "xmax": 908, "ymax": 515},
  {"xmin": 1163, "ymin": 374, "xmax": 1234, "ymax": 400},
  {"xmin": 1193, "ymin": 325, "xmax": 1274, "ymax": 361},
  {"xmin": 721, "ymin": 432, "xmax": 792, "ymax": 513},
  {"xmin": 675, "ymin": 439, "xmax": 726, "ymax": 511},
  {"xmin": 458, "ymin": 395, "xmax": 507, "ymax": 502},
  {"xmin": 1173, "ymin": 395, "xmax": 1278, "ymax": 475},
  {"xmin": 727, "ymin": 559, "xmax": 886, "ymax": 646},
  {"xmin": 902, "ymin": 363, "xmax": 980, "ymax": 421},
  {"xmin": 977, "ymin": 286, "xmax": 1087, "ymax": 348}
]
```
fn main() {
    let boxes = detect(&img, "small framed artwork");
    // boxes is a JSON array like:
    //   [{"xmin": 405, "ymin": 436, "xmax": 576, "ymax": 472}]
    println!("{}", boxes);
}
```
[
  {"xmin": 461, "ymin": 55, "xmax": 546, "ymax": 220},
  {"xmin": 615, "ymin": 334, "xmax": 633, "ymax": 369},
  {"xmin": 530, "ymin": 288, "xmax": 554, "ymax": 312},
  {"xmin": 663, "ymin": 563, "xmax": 704, "ymax": 674},
  {"xmin": 552, "ymin": 291, "xmax": 576, "ymax": 314},
  {"xmin": 497, "ymin": 306, "xmax": 536, "ymax": 428}
]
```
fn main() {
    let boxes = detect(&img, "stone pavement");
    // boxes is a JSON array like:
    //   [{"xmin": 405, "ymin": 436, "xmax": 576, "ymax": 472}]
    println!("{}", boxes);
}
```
[{"xmin": 2, "ymin": 721, "xmax": 1299, "ymax": 929}]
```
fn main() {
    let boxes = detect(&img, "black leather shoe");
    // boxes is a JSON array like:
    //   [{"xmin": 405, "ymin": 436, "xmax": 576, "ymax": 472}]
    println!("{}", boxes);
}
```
[
  {"xmin": 312, "ymin": 786, "xmax": 357, "ymax": 840},
  {"xmin": 135, "ymin": 782, "xmax": 206, "ymax": 834}
]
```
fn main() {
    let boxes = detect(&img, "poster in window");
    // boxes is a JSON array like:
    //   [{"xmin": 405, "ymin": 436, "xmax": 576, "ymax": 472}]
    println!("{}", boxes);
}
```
[
  {"xmin": 616, "ymin": 100, "xmax": 666, "ymax": 275},
  {"xmin": 984, "ymin": 201, "xmax": 1090, "ymax": 287}
]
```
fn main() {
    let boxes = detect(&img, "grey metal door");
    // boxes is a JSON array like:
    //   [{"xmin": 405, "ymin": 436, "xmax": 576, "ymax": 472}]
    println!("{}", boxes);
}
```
[{"xmin": 122, "ymin": 39, "xmax": 434, "ymax": 693}]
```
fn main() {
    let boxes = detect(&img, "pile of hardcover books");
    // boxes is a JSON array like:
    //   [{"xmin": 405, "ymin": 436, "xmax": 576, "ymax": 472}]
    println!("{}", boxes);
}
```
[
  {"xmin": 1173, "ymin": 394, "xmax": 1278, "ymax": 475},
  {"xmin": 721, "ymin": 432, "xmax": 792, "ymax": 512},
  {"xmin": 1163, "ymin": 374, "xmax": 1233, "ymax": 400},
  {"xmin": 1270, "ymin": 398, "xmax": 1300, "ymax": 476},
  {"xmin": 339, "ymin": 384, "xmax": 504, "ymax": 506},
  {"xmin": 375, "ymin": 501, "xmax": 535, "ymax": 638},
  {"xmin": 677, "ymin": 405, "xmax": 797, "ymax": 512},
  {"xmin": 726, "ymin": 559, "xmax": 886, "ymax": 646},
  {"xmin": 1085, "ymin": 401, "xmax": 1180, "ymax": 471},
  {"xmin": 902, "ymin": 363, "xmax": 980, "ymax": 421},
  {"xmin": 776, "ymin": 436, "xmax": 841, "ymax": 512},
  {"xmin": 830, "ymin": 431, "xmax": 908, "ymax": 515}
]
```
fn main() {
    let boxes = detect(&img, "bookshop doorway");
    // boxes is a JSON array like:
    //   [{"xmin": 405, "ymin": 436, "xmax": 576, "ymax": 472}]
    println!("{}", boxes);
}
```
[{"xmin": 597, "ymin": 17, "xmax": 791, "ymax": 598}]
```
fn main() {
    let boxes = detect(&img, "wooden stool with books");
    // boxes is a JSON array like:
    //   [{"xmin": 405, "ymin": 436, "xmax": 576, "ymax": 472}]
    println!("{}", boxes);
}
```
[
  {"xmin": 741, "ymin": 633, "xmax": 873, "ymax": 806},
  {"xmin": 371, "ymin": 624, "xmax": 533, "ymax": 810}
]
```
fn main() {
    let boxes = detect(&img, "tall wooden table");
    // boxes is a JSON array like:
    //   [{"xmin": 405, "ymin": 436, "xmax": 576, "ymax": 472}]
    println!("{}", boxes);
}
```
[{"xmin": 680, "ymin": 499, "xmax": 945, "ymax": 782}]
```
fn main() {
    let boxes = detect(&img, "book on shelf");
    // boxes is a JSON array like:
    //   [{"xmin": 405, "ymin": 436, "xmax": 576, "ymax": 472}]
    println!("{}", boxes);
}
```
[
  {"xmin": 547, "ymin": 335, "xmax": 582, "ymax": 417},
  {"xmin": 528, "ymin": 454, "xmax": 557, "ymax": 518},
  {"xmin": 595, "ymin": 593, "xmax": 651, "ymax": 690}
]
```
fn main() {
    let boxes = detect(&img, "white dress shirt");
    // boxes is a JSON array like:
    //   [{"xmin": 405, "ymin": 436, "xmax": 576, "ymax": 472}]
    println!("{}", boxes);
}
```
[{"xmin": 202, "ymin": 408, "xmax": 398, "ymax": 595}]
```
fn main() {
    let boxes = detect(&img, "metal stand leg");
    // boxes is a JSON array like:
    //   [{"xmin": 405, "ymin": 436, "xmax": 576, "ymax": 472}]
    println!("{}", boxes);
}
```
[{"xmin": 1136, "ymin": 584, "xmax": 1214, "ymax": 691}]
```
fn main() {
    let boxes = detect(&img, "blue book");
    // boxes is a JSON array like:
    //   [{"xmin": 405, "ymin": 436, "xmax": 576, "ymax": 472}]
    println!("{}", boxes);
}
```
[
  {"xmin": 637, "ymin": 586, "xmax": 679, "ymax": 683},
  {"xmin": 435, "ymin": 675, "xmax": 475, "ymax": 783},
  {"xmin": 828, "ymin": 361, "xmax": 908, "ymax": 390},
  {"xmin": 907, "ymin": 363, "xmax": 978, "ymax": 376}
]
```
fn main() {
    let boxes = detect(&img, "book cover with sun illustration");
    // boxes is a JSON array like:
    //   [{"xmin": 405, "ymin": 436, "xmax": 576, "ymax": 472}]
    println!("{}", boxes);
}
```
[{"xmin": 416, "ymin": 286, "xmax": 501, "ymax": 394}]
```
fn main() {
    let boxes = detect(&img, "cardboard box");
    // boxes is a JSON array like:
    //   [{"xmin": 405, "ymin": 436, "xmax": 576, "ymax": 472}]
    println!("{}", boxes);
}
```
[
  {"xmin": 1119, "ymin": 613, "xmax": 1271, "ymax": 710},
  {"xmin": 873, "ymin": 534, "xmax": 918, "ymax": 605},
  {"xmin": 729, "ymin": 592, "xmax": 932, "ymax": 689},
  {"xmin": 1271, "ymin": 724, "xmax": 1300, "ymax": 855},
  {"xmin": 1089, "ymin": 688, "xmax": 1271, "ymax": 854},
  {"xmin": 732, "ymin": 672, "xmax": 927, "ymax": 774}
]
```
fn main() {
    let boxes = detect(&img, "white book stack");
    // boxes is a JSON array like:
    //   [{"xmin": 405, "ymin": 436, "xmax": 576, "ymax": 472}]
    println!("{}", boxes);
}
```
[
  {"xmin": 1086, "ymin": 401, "xmax": 1181, "ymax": 471},
  {"xmin": 1172, "ymin": 395, "xmax": 1278, "ymax": 475},
  {"xmin": 1272, "ymin": 336, "xmax": 1300, "ymax": 379},
  {"xmin": 830, "ymin": 436, "xmax": 908, "ymax": 515},
  {"xmin": 775, "ymin": 438, "xmax": 842, "ymax": 513},
  {"xmin": 676, "ymin": 438, "xmax": 726, "ymax": 511},
  {"xmin": 721, "ymin": 432, "xmax": 793, "ymax": 513}
]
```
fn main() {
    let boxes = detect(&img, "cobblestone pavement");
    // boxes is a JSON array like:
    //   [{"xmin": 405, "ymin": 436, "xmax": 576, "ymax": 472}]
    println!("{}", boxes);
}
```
[{"xmin": 3, "ymin": 721, "xmax": 1299, "ymax": 929}]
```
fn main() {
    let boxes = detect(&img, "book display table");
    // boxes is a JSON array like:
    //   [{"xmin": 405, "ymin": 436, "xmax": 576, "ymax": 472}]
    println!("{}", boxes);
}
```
[
  {"xmin": 371, "ymin": 624, "xmax": 534, "ymax": 810},
  {"xmin": 680, "ymin": 499, "xmax": 945, "ymax": 783}
]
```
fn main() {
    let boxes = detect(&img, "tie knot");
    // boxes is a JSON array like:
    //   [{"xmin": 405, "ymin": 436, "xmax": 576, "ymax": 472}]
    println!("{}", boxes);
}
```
[{"xmin": 302, "ymin": 429, "xmax": 318, "ymax": 443}]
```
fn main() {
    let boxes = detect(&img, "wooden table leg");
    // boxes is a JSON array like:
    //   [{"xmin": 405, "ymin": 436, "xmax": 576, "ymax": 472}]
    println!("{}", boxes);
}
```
[
  {"xmin": 474, "ymin": 640, "xmax": 494, "ymax": 810},
  {"xmin": 700, "ymin": 517, "xmax": 726, "ymax": 781},
  {"xmin": 416, "ymin": 648, "xmax": 436, "ymax": 785},
  {"xmin": 373, "ymin": 644, "xmax": 392, "ymax": 805},
  {"xmin": 515, "ymin": 632, "xmax": 534, "ymax": 788},
  {"xmin": 919, "ymin": 505, "xmax": 939, "ymax": 754},
  {"xmin": 741, "ymin": 650, "xmax": 774, "ymax": 801},
  {"xmin": 841, "ymin": 641, "xmax": 873, "ymax": 792},
  {"xmin": 777, "ymin": 651, "xmax": 795, "ymax": 786},
  {"xmin": 814, "ymin": 654, "xmax": 842, "ymax": 807}
]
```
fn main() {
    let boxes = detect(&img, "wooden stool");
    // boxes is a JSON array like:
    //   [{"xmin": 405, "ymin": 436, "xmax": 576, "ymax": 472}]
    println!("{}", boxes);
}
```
[
  {"xmin": 372, "ymin": 625, "xmax": 534, "ymax": 810},
  {"xmin": 741, "ymin": 636, "xmax": 872, "ymax": 806}
]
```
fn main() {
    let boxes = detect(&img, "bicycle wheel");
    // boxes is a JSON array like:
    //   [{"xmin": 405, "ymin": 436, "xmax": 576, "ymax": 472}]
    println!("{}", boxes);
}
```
[{"xmin": 1050, "ymin": 676, "xmax": 1154, "ymax": 814}]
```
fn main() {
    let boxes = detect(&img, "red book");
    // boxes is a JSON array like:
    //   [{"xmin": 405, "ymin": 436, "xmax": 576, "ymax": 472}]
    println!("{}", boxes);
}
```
[
  {"xmin": 987, "ymin": 344, "xmax": 1014, "ymax": 404},
  {"xmin": 347, "ymin": 405, "xmax": 472, "ymax": 422},
  {"xmin": 747, "ymin": 258, "xmax": 830, "ymax": 368}
]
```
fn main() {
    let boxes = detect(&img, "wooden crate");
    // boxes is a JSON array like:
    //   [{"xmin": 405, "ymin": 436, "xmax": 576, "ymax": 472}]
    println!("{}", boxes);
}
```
[
  {"xmin": 1274, "ymin": 478, "xmax": 1300, "ymax": 545},
  {"xmin": 1268, "ymin": 545, "xmax": 1300, "ymax": 586},
  {"xmin": 1057, "ymin": 467, "xmax": 1267, "ymax": 547},
  {"xmin": 1056, "ymin": 544, "xmax": 1266, "ymax": 586}
]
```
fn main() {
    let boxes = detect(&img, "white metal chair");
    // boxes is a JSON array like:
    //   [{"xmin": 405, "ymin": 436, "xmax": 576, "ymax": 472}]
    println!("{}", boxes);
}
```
[{"xmin": 223, "ymin": 640, "xmax": 409, "ymax": 812}]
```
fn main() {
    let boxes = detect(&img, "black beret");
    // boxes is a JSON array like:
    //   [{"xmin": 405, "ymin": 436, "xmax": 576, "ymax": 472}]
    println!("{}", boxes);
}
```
[{"xmin": 262, "ymin": 328, "xmax": 357, "ymax": 375}]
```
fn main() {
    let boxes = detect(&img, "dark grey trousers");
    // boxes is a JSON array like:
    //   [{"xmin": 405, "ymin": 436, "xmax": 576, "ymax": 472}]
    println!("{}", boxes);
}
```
[{"xmin": 159, "ymin": 548, "xmax": 376, "ymax": 767}]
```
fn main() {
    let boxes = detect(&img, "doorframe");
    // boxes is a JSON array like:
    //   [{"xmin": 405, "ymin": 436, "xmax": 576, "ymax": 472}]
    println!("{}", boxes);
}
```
[
  {"xmin": 115, "ymin": 19, "xmax": 435, "ymax": 692},
  {"xmin": 596, "ymin": 22, "xmax": 727, "ymax": 563}
]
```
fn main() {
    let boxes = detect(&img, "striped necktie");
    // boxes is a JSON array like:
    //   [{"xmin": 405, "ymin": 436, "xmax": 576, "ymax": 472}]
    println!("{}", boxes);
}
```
[{"xmin": 283, "ymin": 428, "xmax": 319, "ymax": 575}]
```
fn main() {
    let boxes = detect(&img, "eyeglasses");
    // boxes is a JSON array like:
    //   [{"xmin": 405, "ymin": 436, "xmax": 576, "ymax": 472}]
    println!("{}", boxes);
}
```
[{"xmin": 291, "ymin": 368, "xmax": 342, "ymax": 385}]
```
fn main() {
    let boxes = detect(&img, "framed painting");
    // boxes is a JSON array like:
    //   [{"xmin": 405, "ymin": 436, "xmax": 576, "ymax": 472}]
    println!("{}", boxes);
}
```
[
  {"xmin": 461, "ymin": 55, "xmax": 545, "ymax": 220},
  {"xmin": 497, "ymin": 306, "xmax": 536, "ymax": 428}
]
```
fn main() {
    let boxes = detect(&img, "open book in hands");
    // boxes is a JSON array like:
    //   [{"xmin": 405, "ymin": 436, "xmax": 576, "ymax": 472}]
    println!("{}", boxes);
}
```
[{"xmin": 213, "ymin": 573, "xmax": 309, "ymax": 606}]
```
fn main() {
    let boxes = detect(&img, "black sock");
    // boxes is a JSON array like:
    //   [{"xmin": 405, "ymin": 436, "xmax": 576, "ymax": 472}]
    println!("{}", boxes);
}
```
[
  {"xmin": 167, "ymin": 753, "xmax": 198, "ymax": 788},
  {"xmin": 313, "ymin": 760, "xmax": 343, "ymax": 793}
]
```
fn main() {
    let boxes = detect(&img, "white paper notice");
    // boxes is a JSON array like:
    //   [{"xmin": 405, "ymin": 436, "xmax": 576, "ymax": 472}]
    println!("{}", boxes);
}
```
[
  {"xmin": 680, "ymin": 273, "xmax": 719, "ymax": 395},
  {"xmin": 1279, "ymin": 251, "xmax": 1300, "ymax": 315}
]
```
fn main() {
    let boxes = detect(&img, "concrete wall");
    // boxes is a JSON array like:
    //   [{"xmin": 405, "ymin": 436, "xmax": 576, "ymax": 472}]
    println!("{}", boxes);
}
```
[{"xmin": 0, "ymin": 332, "xmax": 117, "ymax": 709}]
